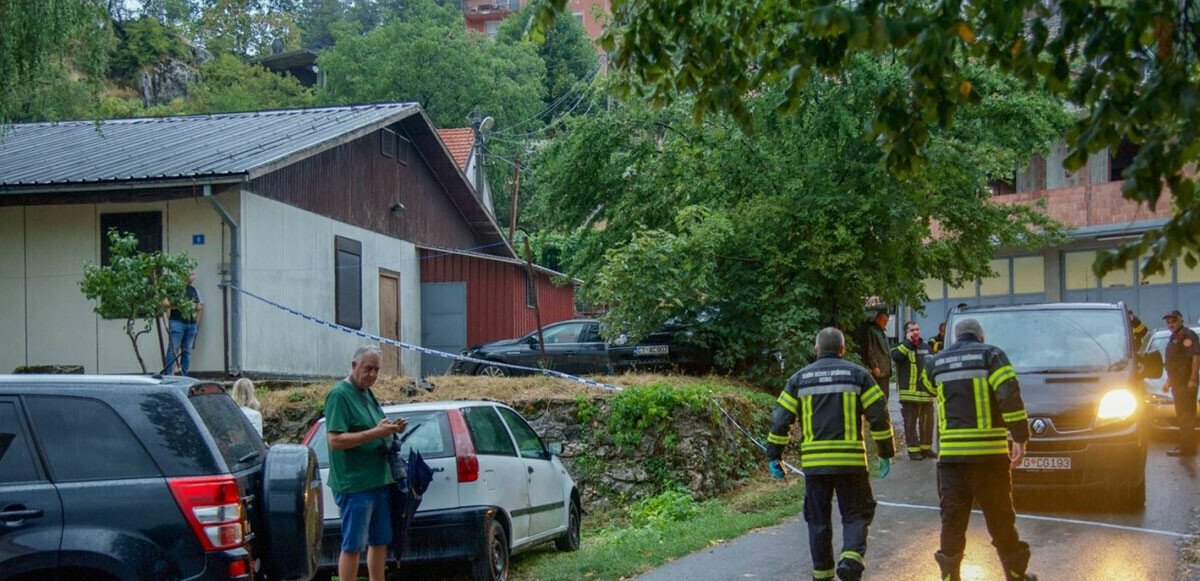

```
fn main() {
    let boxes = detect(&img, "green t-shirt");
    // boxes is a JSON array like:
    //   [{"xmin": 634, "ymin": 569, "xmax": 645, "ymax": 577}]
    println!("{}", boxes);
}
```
[{"xmin": 324, "ymin": 379, "xmax": 393, "ymax": 494}]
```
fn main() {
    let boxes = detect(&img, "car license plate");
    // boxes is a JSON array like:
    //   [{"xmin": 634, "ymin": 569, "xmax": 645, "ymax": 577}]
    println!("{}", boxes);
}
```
[
  {"xmin": 634, "ymin": 345, "xmax": 669, "ymax": 356},
  {"xmin": 1017, "ymin": 456, "xmax": 1071, "ymax": 470}
]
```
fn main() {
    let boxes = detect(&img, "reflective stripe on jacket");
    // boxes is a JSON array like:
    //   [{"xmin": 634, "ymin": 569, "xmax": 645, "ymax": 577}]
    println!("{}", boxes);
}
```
[
  {"xmin": 892, "ymin": 340, "xmax": 933, "ymax": 403},
  {"xmin": 921, "ymin": 334, "xmax": 1029, "ymax": 463},
  {"xmin": 766, "ymin": 353, "xmax": 896, "ymax": 474}
]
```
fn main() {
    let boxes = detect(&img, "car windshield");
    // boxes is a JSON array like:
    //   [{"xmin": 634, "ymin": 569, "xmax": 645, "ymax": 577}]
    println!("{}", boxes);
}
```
[{"xmin": 950, "ymin": 309, "xmax": 1129, "ymax": 373}]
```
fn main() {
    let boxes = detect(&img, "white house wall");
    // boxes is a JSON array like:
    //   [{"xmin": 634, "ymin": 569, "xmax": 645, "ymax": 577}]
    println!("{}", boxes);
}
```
[
  {"xmin": 239, "ymin": 192, "xmax": 422, "ymax": 378},
  {"xmin": 0, "ymin": 208, "xmax": 27, "ymax": 374},
  {"xmin": 0, "ymin": 194, "xmax": 238, "ymax": 374}
]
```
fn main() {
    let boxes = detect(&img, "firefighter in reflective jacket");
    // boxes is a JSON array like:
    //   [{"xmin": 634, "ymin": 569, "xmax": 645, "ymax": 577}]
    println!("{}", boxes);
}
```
[
  {"xmin": 929, "ymin": 322, "xmax": 946, "ymax": 353},
  {"xmin": 1130, "ymin": 312, "xmax": 1149, "ymax": 348},
  {"xmin": 892, "ymin": 321, "xmax": 934, "ymax": 460},
  {"xmin": 766, "ymin": 327, "xmax": 895, "ymax": 581},
  {"xmin": 921, "ymin": 318, "xmax": 1037, "ymax": 581}
]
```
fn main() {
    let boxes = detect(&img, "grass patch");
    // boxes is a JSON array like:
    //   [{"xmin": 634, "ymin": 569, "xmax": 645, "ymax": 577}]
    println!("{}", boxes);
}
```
[{"xmin": 509, "ymin": 478, "xmax": 806, "ymax": 581}]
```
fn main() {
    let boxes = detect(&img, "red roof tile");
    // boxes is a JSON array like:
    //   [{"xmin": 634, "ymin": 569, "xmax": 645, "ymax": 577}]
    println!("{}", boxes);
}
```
[{"xmin": 437, "ymin": 128, "xmax": 475, "ymax": 171}]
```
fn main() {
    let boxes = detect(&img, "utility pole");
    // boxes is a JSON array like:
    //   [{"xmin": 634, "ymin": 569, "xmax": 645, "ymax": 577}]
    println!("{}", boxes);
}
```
[
  {"xmin": 523, "ymin": 237, "xmax": 547, "ymax": 366},
  {"xmin": 509, "ymin": 153, "xmax": 521, "ymax": 240}
]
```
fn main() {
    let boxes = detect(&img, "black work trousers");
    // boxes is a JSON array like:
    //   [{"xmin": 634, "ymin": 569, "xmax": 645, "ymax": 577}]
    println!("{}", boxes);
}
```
[
  {"xmin": 937, "ymin": 461, "xmax": 1022, "ymax": 558},
  {"xmin": 1172, "ymin": 383, "xmax": 1197, "ymax": 452},
  {"xmin": 804, "ymin": 472, "xmax": 876, "ymax": 578},
  {"xmin": 900, "ymin": 401, "xmax": 934, "ymax": 454}
]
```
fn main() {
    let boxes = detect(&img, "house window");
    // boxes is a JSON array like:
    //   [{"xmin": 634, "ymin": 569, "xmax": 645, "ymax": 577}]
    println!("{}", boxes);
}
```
[
  {"xmin": 381, "ymin": 128, "xmax": 396, "ymax": 158},
  {"xmin": 525, "ymin": 271, "xmax": 536, "ymax": 308},
  {"xmin": 1110, "ymin": 139, "xmax": 1140, "ymax": 182},
  {"xmin": 1064, "ymin": 251, "xmax": 1100, "ymax": 290},
  {"xmin": 1012, "ymin": 256, "xmax": 1045, "ymax": 294},
  {"xmin": 574, "ymin": 12, "xmax": 584, "ymax": 25},
  {"xmin": 335, "ymin": 236, "xmax": 363, "ymax": 329},
  {"xmin": 396, "ymin": 133, "xmax": 411, "ymax": 166},
  {"xmin": 100, "ymin": 212, "xmax": 162, "ymax": 265},
  {"xmin": 485, "ymin": 20, "xmax": 499, "ymax": 38},
  {"xmin": 978, "ymin": 258, "xmax": 1010, "ymax": 297}
]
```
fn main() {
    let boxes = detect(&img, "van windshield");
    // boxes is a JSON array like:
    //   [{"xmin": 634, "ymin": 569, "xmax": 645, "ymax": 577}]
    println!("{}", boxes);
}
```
[{"xmin": 949, "ymin": 309, "xmax": 1129, "ymax": 373}]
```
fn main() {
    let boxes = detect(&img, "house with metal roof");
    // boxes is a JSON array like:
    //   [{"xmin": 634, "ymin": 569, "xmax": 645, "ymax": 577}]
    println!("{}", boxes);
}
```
[{"xmin": 0, "ymin": 103, "xmax": 576, "ymax": 378}]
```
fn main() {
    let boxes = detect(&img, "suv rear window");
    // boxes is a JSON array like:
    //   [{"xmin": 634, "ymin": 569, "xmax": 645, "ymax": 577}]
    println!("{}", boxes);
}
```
[
  {"xmin": 309, "ymin": 409, "xmax": 453, "ymax": 469},
  {"xmin": 190, "ymin": 393, "xmax": 266, "ymax": 472}
]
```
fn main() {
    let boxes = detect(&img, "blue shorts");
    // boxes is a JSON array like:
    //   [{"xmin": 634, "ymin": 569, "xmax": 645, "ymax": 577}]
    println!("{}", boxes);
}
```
[{"xmin": 333, "ymin": 486, "xmax": 393, "ymax": 552}]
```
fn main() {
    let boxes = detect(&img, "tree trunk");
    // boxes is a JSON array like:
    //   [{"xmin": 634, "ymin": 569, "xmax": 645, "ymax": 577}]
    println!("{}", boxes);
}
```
[{"xmin": 127, "ymin": 319, "xmax": 147, "ymax": 374}]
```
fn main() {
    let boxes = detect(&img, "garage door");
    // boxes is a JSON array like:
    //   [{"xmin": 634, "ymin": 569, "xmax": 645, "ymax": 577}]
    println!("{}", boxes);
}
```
[{"xmin": 420, "ymin": 282, "xmax": 467, "ymax": 377}]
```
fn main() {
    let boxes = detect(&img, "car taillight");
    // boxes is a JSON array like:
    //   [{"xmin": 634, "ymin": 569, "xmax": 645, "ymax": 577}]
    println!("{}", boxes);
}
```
[
  {"xmin": 168, "ymin": 475, "xmax": 246, "ymax": 551},
  {"xmin": 447, "ymin": 409, "xmax": 479, "ymax": 483},
  {"xmin": 301, "ymin": 420, "xmax": 322, "ymax": 445}
]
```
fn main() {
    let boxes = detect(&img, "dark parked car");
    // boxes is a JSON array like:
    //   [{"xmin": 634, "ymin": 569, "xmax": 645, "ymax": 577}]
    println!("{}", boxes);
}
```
[
  {"xmin": 448, "ymin": 318, "xmax": 711, "ymax": 377},
  {"xmin": 946, "ymin": 303, "xmax": 1163, "ymax": 507},
  {"xmin": 0, "ymin": 375, "xmax": 322, "ymax": 581}
]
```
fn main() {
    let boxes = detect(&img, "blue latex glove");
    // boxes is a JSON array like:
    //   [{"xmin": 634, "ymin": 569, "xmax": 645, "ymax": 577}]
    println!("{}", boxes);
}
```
[
  {"xmin": 878, "ymin": 458, "xmax": 891, "ymax": 479},
  {"xmin": 768, "ymin": 460, "xmax": 785, "ymax": 479}
]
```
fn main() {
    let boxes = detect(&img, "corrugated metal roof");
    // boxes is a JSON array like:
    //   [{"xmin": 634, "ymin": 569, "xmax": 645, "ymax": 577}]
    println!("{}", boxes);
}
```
[{"xmin": 0, "ymin": 103, "xmax": 418, "ymax": 188}]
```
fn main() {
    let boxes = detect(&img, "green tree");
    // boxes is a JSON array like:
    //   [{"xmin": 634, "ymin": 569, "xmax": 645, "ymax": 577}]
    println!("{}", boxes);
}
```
[
  {"xmin": 0, "ymin": 0, "xmax": 114, "ymax": 124},
  {"xmin": 318, "ymin": 0, "xmax": 545, "ymax": 130},
  {"xmin": 183, "ymin": 53, "xmax": 315, "ymax": 113},
  {"xmin": 111, "ymin": 16, "xmax": 192, "ymax": 80},
  {"xmin": 298, "ymin": 0, "xmax": 344, "ymax": 49},
  {"xmin": 496, "ymin": 5, "xmax": 599, "ymax": 115},
  {"xmin": 198, "ymin": 0, "xmax": 300, "ymax": 55},
  {"xmin": 532, "ymin": 0, "xmax": 1200, "ymax": 279},
  {"xmin": 524, "ymin": 61, "xmax": 1068, "ymax": 375},
  {"xmin": 80, "ymin": 230, "xmax": 197, "ymax": 373}
]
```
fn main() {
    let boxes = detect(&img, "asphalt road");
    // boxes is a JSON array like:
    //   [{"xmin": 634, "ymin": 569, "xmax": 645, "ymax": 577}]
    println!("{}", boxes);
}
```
[{"xmin": 637, "ymin": 401, "xmax": 1200, "ymax": 581}]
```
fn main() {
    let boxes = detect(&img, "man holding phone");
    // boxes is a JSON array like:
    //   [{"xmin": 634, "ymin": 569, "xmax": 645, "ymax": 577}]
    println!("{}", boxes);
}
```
[{"xmin": 326, "ymin": 345, "xmax": 409, "ymax": 581}]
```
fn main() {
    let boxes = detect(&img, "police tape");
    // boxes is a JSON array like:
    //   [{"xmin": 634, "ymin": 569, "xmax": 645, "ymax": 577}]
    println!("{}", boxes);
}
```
[
  {"xmin": 223, "ymin": 283, "xmax": 625, "ymax": 392},
  {"xmin": 224, "ymin": 283, "xmax": 805, "ymax": 476}
]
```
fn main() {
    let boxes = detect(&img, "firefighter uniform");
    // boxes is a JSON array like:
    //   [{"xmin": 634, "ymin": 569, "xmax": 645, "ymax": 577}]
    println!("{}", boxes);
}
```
[
  {"xmin": 892, "ymin": 339, "xmax": 934, "ymax": 459},
  {"xmin": 1130, "ymin": 313, "xmax": 1149, "ymax": 347},
  {"xmin": 929, "ymin": 332, "xmax": 945, "ymax": 354},
  {"xmin": 921, "ymin": 331, "xmax": 1036, "ymax": 581},
  {"xmin": 766, "ymin": 352, "xmax": 896, "ymax": 581}
]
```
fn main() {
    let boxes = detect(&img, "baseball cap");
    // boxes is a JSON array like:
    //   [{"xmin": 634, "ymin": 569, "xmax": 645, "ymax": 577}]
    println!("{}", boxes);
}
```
[{"xmin": 1163, "ymin": 309, "xmax": 1184, "ymax": 320}]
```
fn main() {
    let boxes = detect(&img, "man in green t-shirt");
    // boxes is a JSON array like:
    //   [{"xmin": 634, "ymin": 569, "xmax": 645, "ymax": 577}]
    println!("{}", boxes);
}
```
[{"xmin": 325, "ymin": 345, "xmax": 408, "ymax": 581}]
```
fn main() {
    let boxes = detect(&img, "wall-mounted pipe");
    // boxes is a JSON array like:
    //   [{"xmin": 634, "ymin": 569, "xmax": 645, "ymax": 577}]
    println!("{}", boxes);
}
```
[{"xmin": 204, "ymin": 185, "xmax": 241, "ymax": 375}]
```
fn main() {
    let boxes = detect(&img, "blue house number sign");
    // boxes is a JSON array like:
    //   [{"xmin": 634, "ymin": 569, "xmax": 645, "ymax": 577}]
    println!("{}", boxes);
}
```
[{"xmin": 192, "ymin": 234, "xmax": 205, "ymax": 245}]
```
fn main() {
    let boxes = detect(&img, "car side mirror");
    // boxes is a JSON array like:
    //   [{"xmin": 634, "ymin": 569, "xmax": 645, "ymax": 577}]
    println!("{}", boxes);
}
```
[
  {"xmin": 525, "ymin": 336, "xmax": 540, "ymax": 348},
  {"xmin": 1139, "ymin": 351, "xmax": 1163, "ymax": 380},
  {"xmin": 547, "ymin": 441, "xmax": 563, "ymax": 456}
]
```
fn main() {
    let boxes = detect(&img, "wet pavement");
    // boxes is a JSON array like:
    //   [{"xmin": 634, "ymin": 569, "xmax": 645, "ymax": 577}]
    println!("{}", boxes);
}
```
[{"xmin": 637, "ymin": 400, "xmax": 1200, "ymax": 581}]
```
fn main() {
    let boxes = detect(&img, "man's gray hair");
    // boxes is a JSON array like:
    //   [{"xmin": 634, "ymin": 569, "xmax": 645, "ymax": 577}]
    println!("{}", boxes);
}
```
[
  {"xmin": 815, "ymin": 327, "xmax": 845, "ymax": 354},
  {"xmin": 954, "ymin": 318, "xmax": 984, "ymax": 341},
  {"xmin": 353, "ymin": 345, "xmax": 383, "ymax": 363}
]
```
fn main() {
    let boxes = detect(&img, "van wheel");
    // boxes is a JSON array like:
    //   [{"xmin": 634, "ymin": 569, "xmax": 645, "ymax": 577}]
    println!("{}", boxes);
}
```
[
  {"xmin": 555, "ymin": 499, "xmax": 581, "ymax": 552},
  {"xmin": 471, "ymin": 520, "xmax": 509, "ymax": 581}
]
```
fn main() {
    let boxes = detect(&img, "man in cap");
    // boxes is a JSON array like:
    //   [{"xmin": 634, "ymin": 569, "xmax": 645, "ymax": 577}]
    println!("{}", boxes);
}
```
[{"xmin": 1162, "ymin": 310, "xmax": 1200, "ymax": 457}]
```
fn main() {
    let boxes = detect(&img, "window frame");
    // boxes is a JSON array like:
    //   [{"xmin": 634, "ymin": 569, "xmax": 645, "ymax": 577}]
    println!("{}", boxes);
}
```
[
  {"xmin": 496, "ymin": 406, "xmax": 549, "ymax": 461},
  {"xmin": 525, "ymin": 271, "xmax": 536, "ymax": 309},
  {"xmin": 335, "ymin": 236, "xmax": 363, "ymax": 329},
  {"xmin": 99, "ymin": 211, "xmax": 163, "ymax": 266},
  {"xmin": 462, "ymin": 405, "xmax": 518, "ymax": 457},
  {"xmin": 0, "ymin": 399, "xmax": 46, "ymax": 484}
]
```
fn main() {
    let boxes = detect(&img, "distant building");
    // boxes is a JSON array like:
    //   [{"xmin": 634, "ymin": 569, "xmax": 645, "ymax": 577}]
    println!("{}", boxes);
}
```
[
  {"xmin": 253, "ymin": 49, "xmax": 323, "ymax": 88},
  {"xmin": 463, "ymin": 0, "xmax": 611, "ymax": 50}
]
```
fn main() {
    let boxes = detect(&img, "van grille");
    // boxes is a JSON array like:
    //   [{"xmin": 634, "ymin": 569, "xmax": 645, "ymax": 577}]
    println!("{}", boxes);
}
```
[{"xmin": 1051, "ymin": 408, "xmax": 1095, "ymax": 432}]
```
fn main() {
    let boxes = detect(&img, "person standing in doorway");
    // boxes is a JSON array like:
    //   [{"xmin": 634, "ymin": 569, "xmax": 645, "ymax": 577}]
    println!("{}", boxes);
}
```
[
  {"xmin": 1162, "ymin": 310, "xmax": 1200, "ymax": 457},
  {"xmin": 326, "ymin": 346, "xmax": 408, "ymax": 581},
  {"xmin": 165, "ymin": 269, "xmax": 203, "ymax": 375}
]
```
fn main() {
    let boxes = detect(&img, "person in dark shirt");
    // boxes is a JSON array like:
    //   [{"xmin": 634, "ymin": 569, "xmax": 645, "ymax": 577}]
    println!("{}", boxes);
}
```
[
  {"xmin": 165, "ymin": 270, "xmax": 203, "ymax": 375},
  {"xmin": 1162, "ymin": 310, "xmax": 1200, "ymax": 457}
]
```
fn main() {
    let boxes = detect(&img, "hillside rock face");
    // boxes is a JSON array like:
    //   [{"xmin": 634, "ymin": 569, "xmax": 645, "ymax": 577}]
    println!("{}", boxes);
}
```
[{"xmin": 139, "ymin": 59, "xmax": 200, "ymax": 107}]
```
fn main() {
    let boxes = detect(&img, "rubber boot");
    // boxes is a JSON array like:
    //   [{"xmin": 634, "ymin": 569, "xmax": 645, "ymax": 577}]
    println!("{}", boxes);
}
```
[
  {"xmin": 934, "ymin": 551, "xmax": 962, "ymax": 581},
  {"xmin": 998, "ymin": 542, "xmax": 1036, "ymax": 581},
  {"xmin": 835, "ymin": 558, "xmax": 863, "ymax": 581}
]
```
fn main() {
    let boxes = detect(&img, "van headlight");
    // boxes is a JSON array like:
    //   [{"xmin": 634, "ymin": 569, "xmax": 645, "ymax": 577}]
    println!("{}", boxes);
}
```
[{"xmin": 1096, "ymin": 389, "xmax": 1139, "ymax": 422}]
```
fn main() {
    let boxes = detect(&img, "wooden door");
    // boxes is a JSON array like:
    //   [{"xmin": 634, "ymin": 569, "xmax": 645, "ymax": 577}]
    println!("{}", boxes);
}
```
[{"xmin": 379, "ymin": 272, "xmax": 401, "ymax": 376}]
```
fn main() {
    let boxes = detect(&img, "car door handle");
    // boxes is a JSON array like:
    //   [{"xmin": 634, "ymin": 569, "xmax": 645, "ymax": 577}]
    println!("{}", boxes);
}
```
[
  {"xmin": 0, "ymin": 508, "xmax": 44, "ymax": 522},
  {"xmin": 527, "ymin": 466, "xmax": 534, "ymax": 474}
]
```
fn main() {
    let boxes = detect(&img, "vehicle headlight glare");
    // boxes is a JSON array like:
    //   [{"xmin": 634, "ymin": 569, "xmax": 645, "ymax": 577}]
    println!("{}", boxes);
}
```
[{"xmin": 1097, "ymin": 389, "xmax": 1138, "ymax": 421}]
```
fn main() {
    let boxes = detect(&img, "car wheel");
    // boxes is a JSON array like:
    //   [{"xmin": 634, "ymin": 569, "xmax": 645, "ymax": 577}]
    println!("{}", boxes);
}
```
[
  {"xmin": 471, "ymin": 520, "xmax": 509, "ymax": 581},
  {"xmin": 554, "ymin": 499, "xmax": 582, "ymax": 552},
  {"xmin": 477, "ymin": 363, "xmax": 507, "ymax": 377}
]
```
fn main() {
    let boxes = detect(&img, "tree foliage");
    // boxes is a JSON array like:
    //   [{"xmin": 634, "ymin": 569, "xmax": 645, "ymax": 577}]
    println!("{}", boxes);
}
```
[
  {"xmin": 497, "ymin": 4, "xmax": 599, "ymax": 113},
  {"xmin": 318, "ymin": 0, "xmax": 545, "ymax": 130},
  {"xmin": 531, "ymin": 0, "xmax": 1200, "ymax": 279},
  {"xmin": 197, "ymin": 0, "xmax": 300, "ymax": 56},
  {"xmin": 524, "ymin": 60, "xmax": 1068, "ymax": 375},
  {"xmin": 80, "ymin": 230, "xmax": 197, "ymax": 373},
  {"xmin": 0, "ymin": 0, "xmax": 113, "ymax": 124},
  {"xmin": 111, "ymin": 16, "xmax": 192, "ymax": 79},
  {"xmin": 183, "ymin": 53, "xmax": 315, "ymax": 113}
]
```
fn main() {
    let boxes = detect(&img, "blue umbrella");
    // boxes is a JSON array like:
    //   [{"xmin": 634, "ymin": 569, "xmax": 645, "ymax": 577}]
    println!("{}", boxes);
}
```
[{"xmin": 389, "ymin": 439, "xmax": 434, "ymax": 562}]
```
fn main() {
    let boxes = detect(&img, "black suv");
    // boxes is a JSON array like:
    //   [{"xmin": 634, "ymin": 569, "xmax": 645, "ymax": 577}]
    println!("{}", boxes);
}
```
[
  {"xmin": 0, "ymin": 375, "xmax": 322, "ymax": 581},
  {"xmin": 946, "ymin": 303, "xmax": 1163, "ymax": 507}
]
